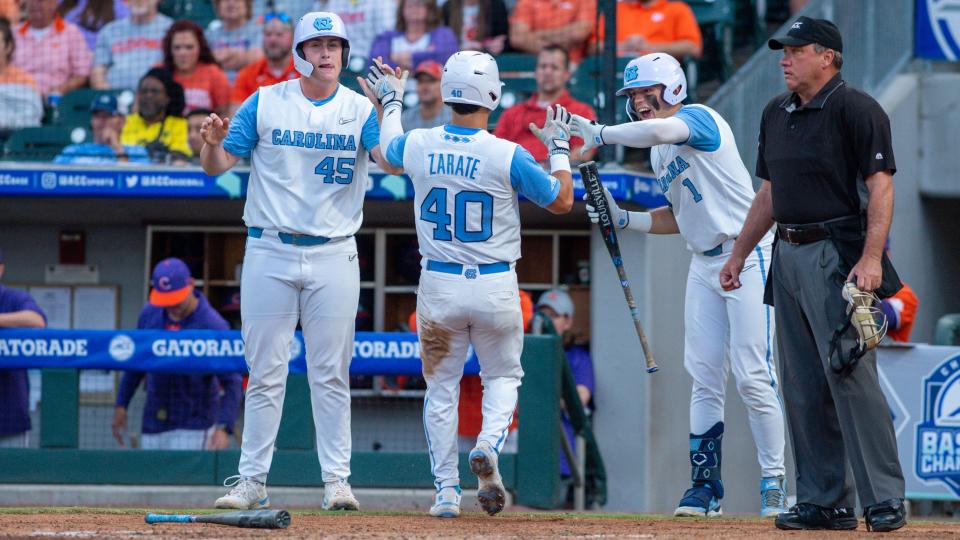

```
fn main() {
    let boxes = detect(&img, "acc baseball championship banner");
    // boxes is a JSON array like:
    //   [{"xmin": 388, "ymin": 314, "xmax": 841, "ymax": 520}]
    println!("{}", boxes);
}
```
[
  {"xmin": 878, "ymin": 343, "xmax": 960, "ymax": 500},
  {"xmin": 915, "ymin": 0, "xmax": 960, "ymax": 60},
  {"xmin": 0, "ymin": 165, "xmax": 667, "ymax": 208},
  {"xmin": 0, "ymin": 329, "xmax": 480, "ymax": 376}
]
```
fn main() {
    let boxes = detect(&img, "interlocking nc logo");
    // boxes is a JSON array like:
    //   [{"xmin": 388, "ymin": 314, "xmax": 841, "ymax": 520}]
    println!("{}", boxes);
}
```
[
  {"xmin": 314, "ymin": 17, "xmax": 333, "ymax": 31},
  {"xmin": 624, "ymin": 65, "xmax": 638, "ymax": 83},
  {"xmin": 791, "ymin": 21, "xmax": 803, "ymax": 30}
]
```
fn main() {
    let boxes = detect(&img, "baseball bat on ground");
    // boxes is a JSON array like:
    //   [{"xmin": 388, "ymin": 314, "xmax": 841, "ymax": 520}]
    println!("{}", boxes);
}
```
[
  {"xmin": 579, "ymin": 161, "xmax": 658, "ymax": 373},
  {"xmin": 145, "ymin": 509, "xmax": 291, "ymax": 529}
]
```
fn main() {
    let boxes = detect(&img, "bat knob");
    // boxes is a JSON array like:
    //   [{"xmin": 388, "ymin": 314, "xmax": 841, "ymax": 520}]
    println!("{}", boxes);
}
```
[{"xmin": 646, "ymin": 366, "xmax": 659, "ymax": 374}]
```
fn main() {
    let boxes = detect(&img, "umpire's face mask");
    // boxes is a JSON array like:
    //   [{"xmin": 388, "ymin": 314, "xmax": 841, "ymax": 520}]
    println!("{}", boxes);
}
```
[{"xmin": 829, "ymin": 283, "xmax": 888, "ymax": 375}]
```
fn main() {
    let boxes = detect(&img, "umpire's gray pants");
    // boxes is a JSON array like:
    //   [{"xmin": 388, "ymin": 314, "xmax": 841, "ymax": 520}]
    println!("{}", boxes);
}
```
[{"xmin": 772, "ymin": 239, "xmax": 904, "ymax": 509}]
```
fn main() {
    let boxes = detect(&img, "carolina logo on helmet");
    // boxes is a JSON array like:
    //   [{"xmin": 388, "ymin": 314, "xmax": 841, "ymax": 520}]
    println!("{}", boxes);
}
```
[
  {"xmin": 624, "ymin": 65, "xmax": 638, "ymax": 82},
  {"xmin": 314, "ymin": 17, "xmax": 333, "ymax": 31}
]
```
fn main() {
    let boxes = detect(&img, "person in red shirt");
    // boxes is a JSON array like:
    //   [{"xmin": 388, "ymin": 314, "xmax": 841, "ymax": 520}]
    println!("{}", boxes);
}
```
[
  {"xmin": 594, "ymin": 0, "xmax": 702, "ymax": 60},
  {"xmin": 161, "ymin": 19, "xmax": 230, "ymax": 116},
  {"xmin": 229, "ymin": 11, "xmax": 297, "ymax": 115},
  {"xmin": 493, "ymin": 45, "xmax": 596, "ymax": 165}
]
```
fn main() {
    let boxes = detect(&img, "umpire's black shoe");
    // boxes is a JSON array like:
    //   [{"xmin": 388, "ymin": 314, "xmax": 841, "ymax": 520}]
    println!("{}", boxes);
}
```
[
  {"xmin": 864, "ymin": 498, "xmax": 906, "ymax": 532},
  {"xmin": 774, "ymin": 503, "xmax": 858, "ymax": 530}
]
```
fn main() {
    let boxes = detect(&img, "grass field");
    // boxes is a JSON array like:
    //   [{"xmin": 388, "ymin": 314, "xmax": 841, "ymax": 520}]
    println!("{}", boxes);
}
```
[{"xmin": 1, "ymin": 507, "xmax": 959, "ymax": 539}]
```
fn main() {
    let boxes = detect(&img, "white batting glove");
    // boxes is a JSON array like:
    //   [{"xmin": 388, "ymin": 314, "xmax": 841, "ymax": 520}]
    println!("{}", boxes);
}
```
[
  {"xmin": 569, "ymin": 114, "xmax": 606, "ymax": 154},
  {"xmin": 582, "ymin": 186, "xmax": 629, "ymax": 229},
  {"xmin": 366, "ymin": 58, "xmax": 408, "ymax": 112},
  {"xmin": 529, "ymin": 104, "xmax": 572, "ymax": 156}
]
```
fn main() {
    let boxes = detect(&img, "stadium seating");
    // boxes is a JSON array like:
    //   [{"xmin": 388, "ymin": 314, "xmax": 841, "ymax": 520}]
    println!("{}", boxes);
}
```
[
  {"xmin": 686, "ymin": 0, "xmax": 736, "ymax": 82},
  {"xmin": 55, "ymin": 88, "xmax": 127, "ymax": 128},
  {"xmin": 3, "ymin": 126, "xmax": 85, "ymax": 161}
]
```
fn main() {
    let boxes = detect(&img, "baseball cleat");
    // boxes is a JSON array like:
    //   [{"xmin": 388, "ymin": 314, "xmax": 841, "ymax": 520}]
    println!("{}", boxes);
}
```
[
  {"xmin": 429, "ymin": 485, "xmax": 462, "ymax": 518},
  {"xmin": 760, "ymin": 476, "xmax": 789, "ymax": 518},
  {"xmin": 674, "ymin": 486, "xmax": 722, "ymax": 517},
  {"xmin": 469, "ymin": 442, "xmax": 506, "ymax": 515},
  {"xmin": 214, "ymin": 475, "xmax": 270, "ymax": 509},
  {"xmin": 323, "ymin": 479, "xmax": 360, "ymax": 511}
]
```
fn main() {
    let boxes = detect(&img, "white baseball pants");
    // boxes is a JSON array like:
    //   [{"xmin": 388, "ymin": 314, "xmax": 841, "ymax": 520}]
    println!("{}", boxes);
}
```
[
  {"xmin": 417, "ymin": 267, "xmax": 524, "ymax": 490},
  {"xmin": 684, "ymin": 242, "xmax": 785, "ymax": 477},
  {"xmin": 238, "ymin": 231, "xmax": 359, "ymax": 483}
]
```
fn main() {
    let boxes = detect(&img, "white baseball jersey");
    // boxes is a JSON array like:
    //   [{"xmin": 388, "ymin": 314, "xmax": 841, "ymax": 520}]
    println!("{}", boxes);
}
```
[
  {"xmin": 650, "ymin": 104, "xmax": 770, "ymax": 253},
  {"xmin": 383, "ymin": 125, "xmax": 561, "ymax": 265},
  {"xmin": 224, "ymin": 80, "xmax": 379, "ymax": 237}
]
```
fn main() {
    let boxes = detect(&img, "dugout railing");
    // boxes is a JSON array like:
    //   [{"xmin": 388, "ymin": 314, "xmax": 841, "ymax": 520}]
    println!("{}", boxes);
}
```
[{"xmin": 0, "ymin": 332, "xmax": 568, "ymax": 509}]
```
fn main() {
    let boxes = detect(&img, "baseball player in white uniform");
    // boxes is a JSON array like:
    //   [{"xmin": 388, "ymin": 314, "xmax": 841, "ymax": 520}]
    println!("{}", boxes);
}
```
[
  {"xmin": 199, "ymin": 12, "xmax": 401, "ymax": 511},
  {"xmin": 358, "ymin": 51, "xmax": 574, "ymax": 517},
  {"xmin": 572, "ymin": 53, "xmax": 787, "ymax": 518}
]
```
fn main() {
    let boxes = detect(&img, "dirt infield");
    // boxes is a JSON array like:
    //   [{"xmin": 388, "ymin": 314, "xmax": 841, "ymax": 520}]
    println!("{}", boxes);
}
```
[{"xmin": 1, "ymin": 510, "xmax": 959, "ymax": 539}]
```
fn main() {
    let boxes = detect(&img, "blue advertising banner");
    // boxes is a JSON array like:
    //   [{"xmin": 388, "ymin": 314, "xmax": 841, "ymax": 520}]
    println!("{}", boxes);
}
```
[
  {"xmin": 0, "ymin": 329, "xmax": 480, "ymax": 376},
  {"xmin": 0, "ymin": 165, "xmax": 667, "ymax": 208},
  {"xmin": 916, "ymin": 0, "xmax": 960, "ymax": 60}
]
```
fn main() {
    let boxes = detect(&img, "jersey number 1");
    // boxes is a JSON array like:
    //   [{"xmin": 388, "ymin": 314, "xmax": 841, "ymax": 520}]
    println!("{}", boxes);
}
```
[
  {"xmin": 420, "ymin": 187, "xmax": 493, "ymax": 242},
  {"xmin": 315, "ymin": 157, "xmax": 355, "ymax": 184}
]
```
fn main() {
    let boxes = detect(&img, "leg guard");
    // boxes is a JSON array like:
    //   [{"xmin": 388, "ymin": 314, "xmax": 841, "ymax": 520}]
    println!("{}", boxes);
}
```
[{"xmin": 690, "ymin": 421, "xmax": 724, "ymax": 499}]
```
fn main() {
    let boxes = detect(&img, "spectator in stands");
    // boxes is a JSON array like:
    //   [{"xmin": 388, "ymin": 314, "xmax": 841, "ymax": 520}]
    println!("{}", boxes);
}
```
[
  {"xmin": 13, "ymin": 0, "xmax": 92, "ymax": 99},
  {"xmin": 205, "ymin": 0, "xmax": 262, "ymax": 83},
  {"xmin": 0, "ymin": 0, "xmax": 18, "ymax": 23},
  {"xmin": 186, "ymin": 107, "xmax": 211, "ymax": 159},
  {"xmin": 493, "ymin": 45, "xmax": 596, "ymax": 164},
  {"xmin": 112, "ymin": 258, "xmax": 243, "ymax": 450},
  {"xmin": 58, "ymin": 0, "xmax": 130, "ymax": 51},
  {"xmin": 0, "ymin": 17, "xmax": 43, "ymax": 129},
  {"xmin": 229, "ymin": 10, "xmax": 296, "ymax": 115},
  {"xmin": 120, "ymin": 67, "xmax": 191, "ymax": 163},
  {"xmin": 882, "ymin": 282, "xmax": 918, "ymax": 343},
  {"xmin": 314, "ymin": 0, "xmax": 397, "ymax": 69},
  {"xmin": 0, "ymin": 248, "xmax": 47, "ymax": 449},
  {"xmin": 401, "ymin": 60, "xmax": 451, "ymax": 130},
  {"xmin": 509, "ymin": 0, "xmax": 595, "ymax": 64},
  {"xmin": 369, "ymin": 0, "xmax": 457, "ymax": 74},
  {"xmin": 595, "ymin": 0, "xmax": 702, "ymax": 60},
  {"xmin": 92, "ymin": 0, "xmax": 172, "ymax": 90},
  {"xmin": 55, "ymin": 93, "xmax": 150, "ymax": 164},
  {"xmin": 534, "ymin": 289, "xmax": 594, "ymax": 486},
  {"xmin": 441, "ymin": 0, "xmax": 508, "ymax": 55},
  {"xmin": 161, "ymin": 20, "xmax": 229, "ymax": 116}
]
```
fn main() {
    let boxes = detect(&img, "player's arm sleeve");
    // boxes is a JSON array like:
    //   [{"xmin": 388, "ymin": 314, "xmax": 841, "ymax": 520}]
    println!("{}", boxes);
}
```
[
  {"xmin": 510, "ymin": 146, "xmax": 561, "ymax": 208},
  {"xmin": 215, "ymin": 373, "xmax": 243, "ymax": 433},
  {"xmin": 360, "ymin": 108, "xmax": 379, "ymax": 153},
  {"xmin": 673, "ymin": 106, "xmax": 721, "ymax": 152},
  {"xmin": 845, "ymin": 94, "xmax": 896, "ymax": 177},
  {"xmin": 13, "ymin": 293, "xmax": 47, "ymax": 323},
  {"xmin": 115, "ymin": 371, "xmax": 143, "ymax": 408},
  {"xmin": 384, "ymin": 132, "xmax": 410, "ymax": 169},
  {"xmin": 598, "ymin": 116, "xmax": 690, "ymax": 149},
  {"xmin": 222, "ymin": 90, "xmax": 259, "ymax": 158}
]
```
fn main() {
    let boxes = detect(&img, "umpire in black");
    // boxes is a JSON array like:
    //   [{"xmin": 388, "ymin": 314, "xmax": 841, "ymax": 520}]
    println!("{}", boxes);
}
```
[{"xmin": 719, "ymin": 17, "xmax": 905, "ymax": 532}]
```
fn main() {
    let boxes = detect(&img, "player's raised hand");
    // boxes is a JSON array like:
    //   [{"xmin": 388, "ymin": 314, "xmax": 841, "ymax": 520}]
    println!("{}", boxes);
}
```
[
  {"xmin": 570, "ymin": 114, "xmax": 606, "ymax": 154},
  {"xmin": 529, "ymin": 104, "xmax": 571, "ymax": 156},
  {"xmin": 201, "ymin": 113, "xmax": 230, "ymax": 147},
  {"xmin": 362, "ymin": 56, "xmax": 408, "ymax": 113},
  {"xmin": 582, "ymin": 186, "xmax": 629, "ymax": 229}
]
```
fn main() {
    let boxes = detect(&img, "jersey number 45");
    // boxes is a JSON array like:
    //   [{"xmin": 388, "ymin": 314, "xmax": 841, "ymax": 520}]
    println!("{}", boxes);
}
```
[
  {"xmin": 420, "ymin": 187, "xmax": 493, "ymax": 243},
  {"xmin": 315, "ymin": 157, "xmax": 355, "ymax": 184}
]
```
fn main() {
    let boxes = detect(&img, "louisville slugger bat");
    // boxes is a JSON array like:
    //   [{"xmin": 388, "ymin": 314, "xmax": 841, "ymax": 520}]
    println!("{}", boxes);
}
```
[
  {"xmin": 145, "ymin": 509, "xmax": 291, "ymax": 529},
  {"xmin": 579, "ymin": 161, "xmax": 658, "ymax": 373}
]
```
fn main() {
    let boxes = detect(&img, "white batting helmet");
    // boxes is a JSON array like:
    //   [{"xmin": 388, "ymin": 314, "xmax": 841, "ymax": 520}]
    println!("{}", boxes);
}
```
[
  {"xmin": 293, "ymin": 12, "xmax": 349, "ymax": 78},
  {"xmin": 441, "ymin": 51, "xmax": 504, "ymax": 111},
  {"xmin": 617, "ymin": 53, "xmax": 687, "ymax": 106}
]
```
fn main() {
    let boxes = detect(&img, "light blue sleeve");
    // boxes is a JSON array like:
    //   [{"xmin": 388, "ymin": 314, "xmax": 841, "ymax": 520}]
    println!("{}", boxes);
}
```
[
  {"xmin": 384, "ymin": 132, "xmax": 410, "ymax": 168},
  {"xmin": 223, "ymin": 90, "xmax": 259, "ymax": 158},
  {"xmin": 509, "ymin": 146, "xmax": 560, "ymax": 208},
  {"xmin": 674, "ymin": 106, "xmax": 721, "ymax": 152},
  {"xmin": 361, "ymin": 108, "xmax": 379, "ymax": 152}
]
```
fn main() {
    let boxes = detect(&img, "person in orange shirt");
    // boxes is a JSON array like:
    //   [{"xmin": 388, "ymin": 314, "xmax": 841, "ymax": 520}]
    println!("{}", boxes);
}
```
[
  {"xmin": 161, "ymin": 19, "xmax": 230, "ymax": 116},
  {"xmin": 493, "ymin": 45, "xmax": 596, "ymax": 164},
  {"xmin": 596, "ymin": 0, "xmax": 702, "ymax": 60},
  {"xmin": 509, "ymin": 0, "xmax": 596, "ymax": 64},
  {"xmin": 229, "ymin": 11, "xmax": 297, "ymax": 115},
  {"xmin": 881, "ymin": 282, "xmax": 918, "ymax": 342}
]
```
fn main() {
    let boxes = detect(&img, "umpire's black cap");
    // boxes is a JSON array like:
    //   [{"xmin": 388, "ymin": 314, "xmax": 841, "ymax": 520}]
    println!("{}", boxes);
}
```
[{"xmin": 769, "ymin": 16, "xmax": 843, "ymax": 53}]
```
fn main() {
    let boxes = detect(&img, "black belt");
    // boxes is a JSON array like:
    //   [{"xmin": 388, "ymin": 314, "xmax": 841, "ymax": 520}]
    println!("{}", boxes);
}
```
[{"xmin": 777, "ymin": 224, "xmax": 829, "ymax": 245}]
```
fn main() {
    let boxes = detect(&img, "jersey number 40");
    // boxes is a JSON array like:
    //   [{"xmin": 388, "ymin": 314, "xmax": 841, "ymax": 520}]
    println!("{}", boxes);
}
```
[{"xmin": 420, "ymin": 187, "xmax": 493, "ymax": 243}]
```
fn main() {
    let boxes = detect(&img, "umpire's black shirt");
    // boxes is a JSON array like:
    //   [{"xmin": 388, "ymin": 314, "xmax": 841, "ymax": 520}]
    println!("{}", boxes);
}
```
[{"xmin": 756, "ymin": 73, "xmax": 896, "ymax": 224}]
